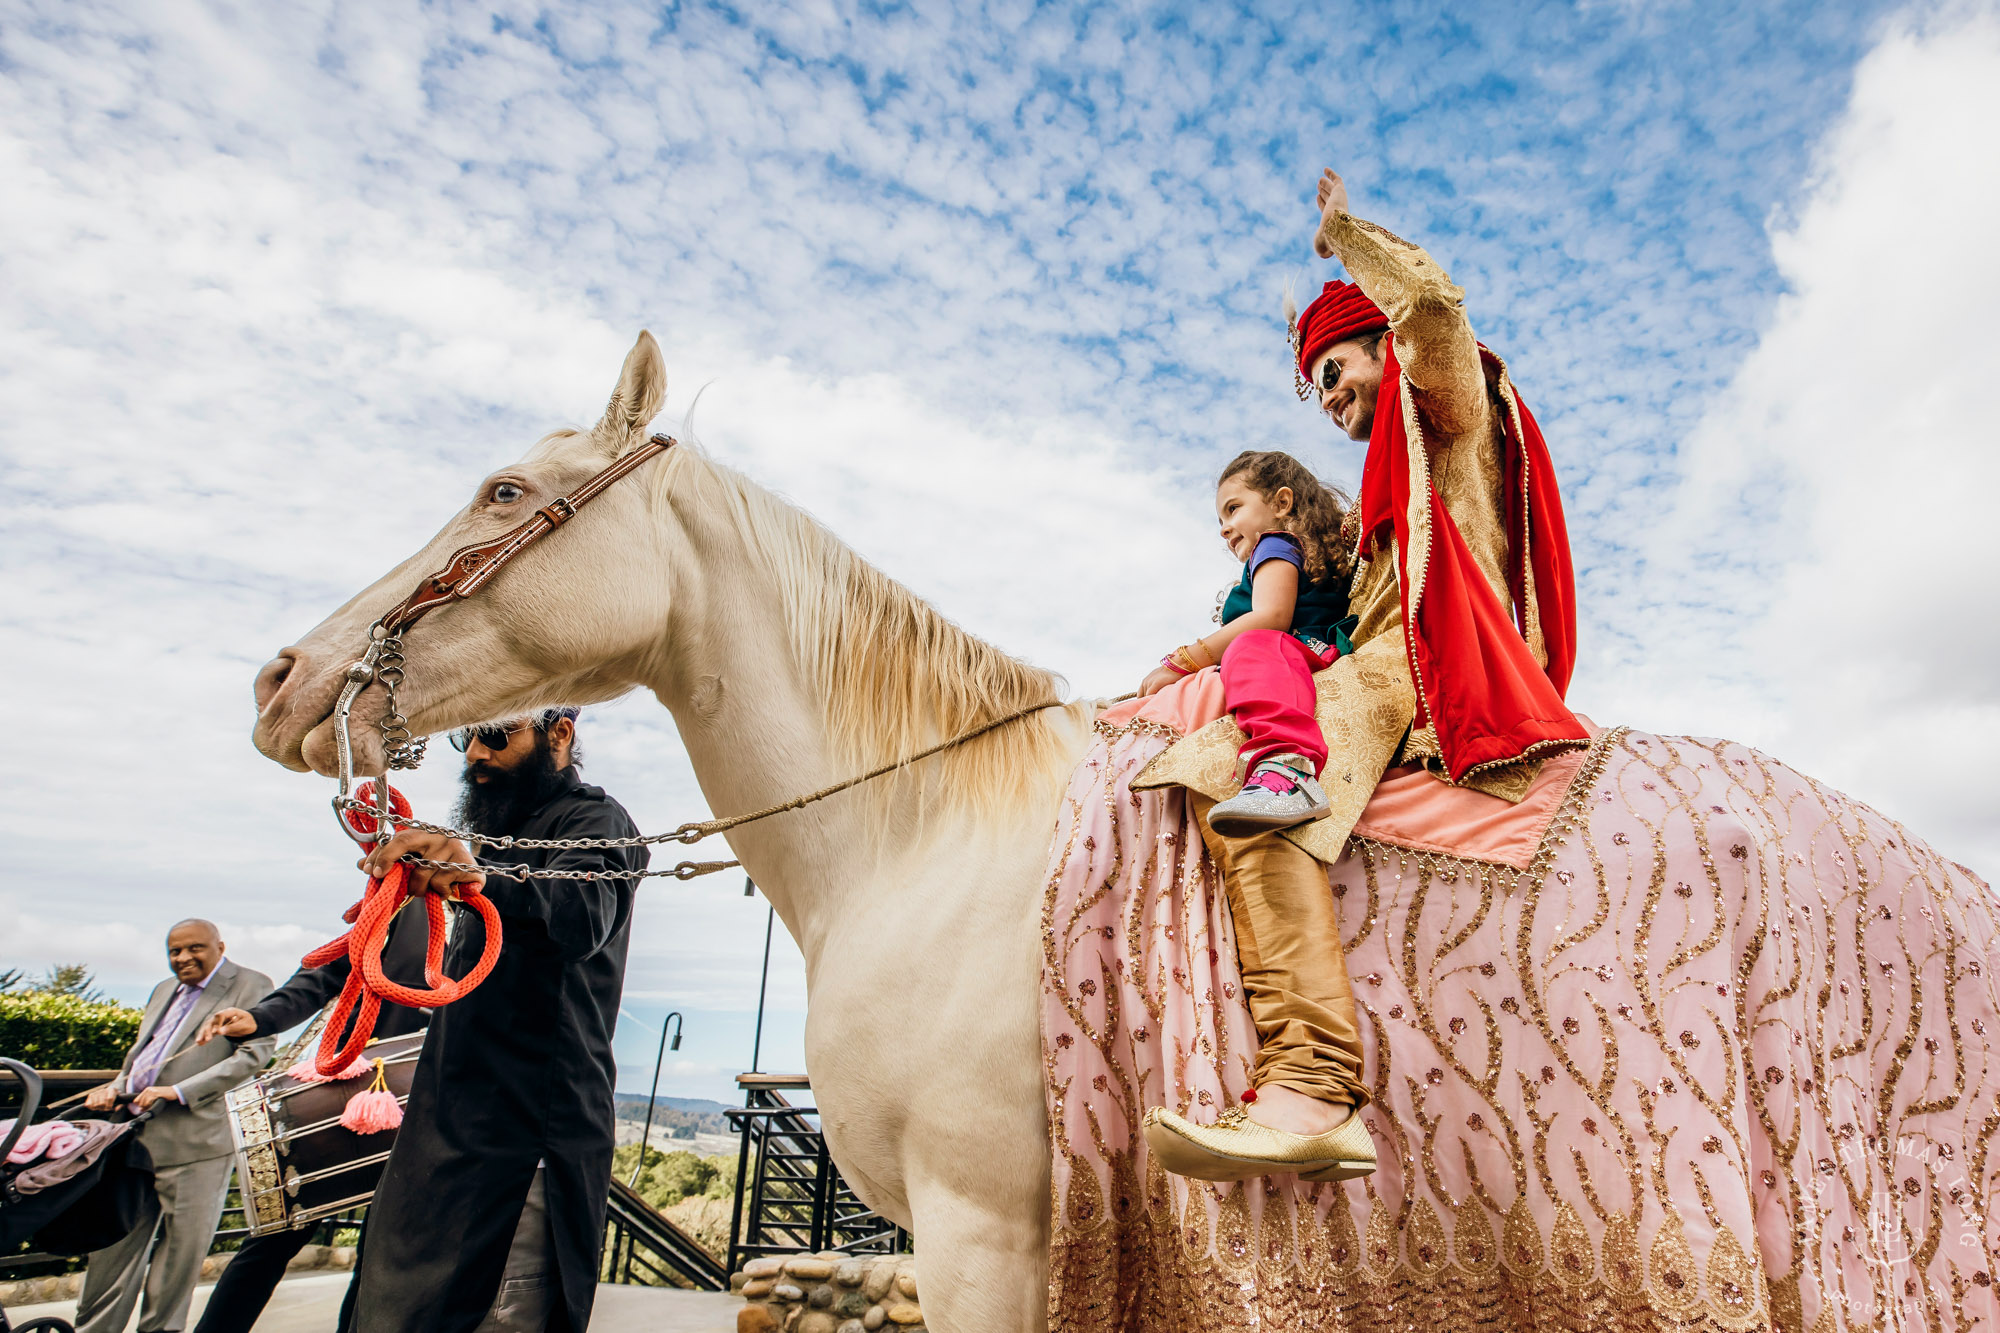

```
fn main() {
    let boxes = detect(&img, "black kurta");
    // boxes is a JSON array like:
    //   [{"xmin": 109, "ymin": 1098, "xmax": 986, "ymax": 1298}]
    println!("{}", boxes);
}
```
[{"xmin": 350, "ymin": 766, "xmax": 645, "ymax": 1333}]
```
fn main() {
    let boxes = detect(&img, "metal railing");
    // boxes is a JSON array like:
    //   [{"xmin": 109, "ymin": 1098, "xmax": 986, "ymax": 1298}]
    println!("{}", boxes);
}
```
[
  {"xmin": 10, "ymin": 1182, "xmax": 731, "ymax": 1293},
  {"xmin": 2, "ymin": 1207, "xmax": 367, "ymax": 1283},
  {"xmin": 725, "ymin": 1076, "xmax": 907, "ymax": 1275},
  {"xmin": 600, "ymin": 1179, "xmax": 729, "ymax": 1290}
]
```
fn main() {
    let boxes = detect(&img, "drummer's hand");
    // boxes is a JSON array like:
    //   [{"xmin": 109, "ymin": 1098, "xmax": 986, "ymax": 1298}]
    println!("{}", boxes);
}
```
[
  {"xmin": 132, "ymin": 1085, "xmax": 181, "ymax": 1110},
  {"xmin": 83, "ymin": 1082, "xmax": 119, "ymax": 1112},
  {"xmin": 197, "ymin": 1008, "xmax": 257, "ymax": 1045},
  {"xmin": 361, "ymin": 829, "xmax": 485, "ymax": 899}
]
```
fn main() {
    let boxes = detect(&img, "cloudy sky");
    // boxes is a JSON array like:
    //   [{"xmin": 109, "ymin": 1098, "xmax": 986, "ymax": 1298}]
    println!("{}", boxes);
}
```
[{"xmin": 3, "ymin": 0, "xmax": 1996, "ymax": 1104}]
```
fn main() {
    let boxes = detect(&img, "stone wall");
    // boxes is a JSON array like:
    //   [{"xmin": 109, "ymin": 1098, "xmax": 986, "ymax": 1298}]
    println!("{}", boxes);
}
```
[
  {"xmin": 0, "ymin": 1242, "xmax": 355, "ymax": 1307},
  {"xmin": 732, "ymin": 1251, "xmax": 924, "ymax": 1333}
]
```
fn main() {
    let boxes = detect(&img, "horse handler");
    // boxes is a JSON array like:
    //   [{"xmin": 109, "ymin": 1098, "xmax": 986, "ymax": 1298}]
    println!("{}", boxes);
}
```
[{"xmin": 347, "ymin": 707, "xmax": 646, "ymax": 1333}]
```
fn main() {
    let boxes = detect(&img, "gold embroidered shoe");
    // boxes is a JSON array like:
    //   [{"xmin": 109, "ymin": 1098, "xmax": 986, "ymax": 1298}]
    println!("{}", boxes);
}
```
[{"xmin": 1141, "ymin": 1104, "xmax": 1376, "ymax": 1183}]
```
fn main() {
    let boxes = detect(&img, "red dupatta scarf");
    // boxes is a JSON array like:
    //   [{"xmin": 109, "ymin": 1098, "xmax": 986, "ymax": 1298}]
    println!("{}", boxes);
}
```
[{"xmin": 1356, "ymin": 335, "xmax": 1589, "ymax": 781}]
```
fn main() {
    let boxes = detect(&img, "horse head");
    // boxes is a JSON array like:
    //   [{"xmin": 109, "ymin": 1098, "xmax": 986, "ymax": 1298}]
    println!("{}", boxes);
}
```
[{"xmin": 252, "ymin": 332, "xmax": 678, "ymax": 776}]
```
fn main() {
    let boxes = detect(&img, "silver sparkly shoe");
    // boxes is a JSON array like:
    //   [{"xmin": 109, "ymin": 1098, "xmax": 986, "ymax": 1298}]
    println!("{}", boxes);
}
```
[{"xmin": 1206, "ymin": 753, "xmax": 1330, "ymax": 837}]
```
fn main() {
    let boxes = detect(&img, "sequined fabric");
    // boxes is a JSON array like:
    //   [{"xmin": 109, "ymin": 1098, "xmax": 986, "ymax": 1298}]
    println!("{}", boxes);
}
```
[{"xmin": 1043, "ymin": 721, "xmax": 2000, "ymax": 1330}]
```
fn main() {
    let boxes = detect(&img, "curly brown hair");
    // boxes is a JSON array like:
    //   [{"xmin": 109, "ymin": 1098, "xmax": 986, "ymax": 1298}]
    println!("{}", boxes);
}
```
[{"xmin": 1216, "ymin": 450, "xmax": 1354, "ymax": 582}]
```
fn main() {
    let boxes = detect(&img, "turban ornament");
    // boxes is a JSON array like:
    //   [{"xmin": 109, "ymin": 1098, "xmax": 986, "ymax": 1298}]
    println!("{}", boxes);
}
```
[{"xmin": 1285, "ymin": 294, "xmax": 1309, "ymax": 399}]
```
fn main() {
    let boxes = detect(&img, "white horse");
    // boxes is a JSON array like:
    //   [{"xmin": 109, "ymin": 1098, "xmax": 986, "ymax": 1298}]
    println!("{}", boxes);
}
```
[{"xmin": 252, "ymin": 331, "xmax": 1094, "ymax": 1331}]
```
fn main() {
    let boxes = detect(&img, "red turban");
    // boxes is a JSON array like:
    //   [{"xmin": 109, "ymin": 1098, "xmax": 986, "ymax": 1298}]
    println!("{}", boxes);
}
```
[{"xmin": 1294, "ymin": 280, "xmax": 1389, "ymax": 383}]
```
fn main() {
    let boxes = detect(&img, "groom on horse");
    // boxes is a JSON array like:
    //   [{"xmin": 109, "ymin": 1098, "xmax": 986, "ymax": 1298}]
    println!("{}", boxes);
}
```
[{"xmin": 1143, "ymin": 167, "xmax": 1592, "ymax": 1177}]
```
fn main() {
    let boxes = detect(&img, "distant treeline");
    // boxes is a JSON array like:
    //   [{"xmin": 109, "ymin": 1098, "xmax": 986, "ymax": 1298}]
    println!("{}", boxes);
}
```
[{"xmin": 612, "ymin": 1093, "xmax": 734, "ymax": 1139}]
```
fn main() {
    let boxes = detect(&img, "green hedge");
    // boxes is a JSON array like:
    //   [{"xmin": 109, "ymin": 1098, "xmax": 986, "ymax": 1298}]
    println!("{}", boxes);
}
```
[{"xmin": 0, "ymin": 991, "xmax": 143, "ymax": 1069}]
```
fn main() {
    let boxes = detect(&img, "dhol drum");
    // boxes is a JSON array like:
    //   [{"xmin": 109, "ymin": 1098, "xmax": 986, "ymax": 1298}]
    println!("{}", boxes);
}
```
[{"xmin": 226, "ymin": 1030, "xmax": 425, "ymax": 1235}]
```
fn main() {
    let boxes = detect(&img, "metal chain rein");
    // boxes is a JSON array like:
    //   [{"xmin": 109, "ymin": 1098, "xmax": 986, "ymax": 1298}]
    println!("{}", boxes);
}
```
[
  {"xmin": 346, "ymin": 695, "xmax": 1082, "ymax": 883},
  {"xmin": 403, "ymin": 857, "xmax": 745, "ymax": 883}
]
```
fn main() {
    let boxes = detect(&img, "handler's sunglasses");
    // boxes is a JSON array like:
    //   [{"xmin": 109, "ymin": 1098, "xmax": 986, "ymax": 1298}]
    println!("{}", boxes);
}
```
[
  {"xmin": 448, "ymin": 720, "xmax": 534, "ymax": 753},
  {"xmin": 1319, "ymin": 356, "xmax": 1346, "ymax": 393}
]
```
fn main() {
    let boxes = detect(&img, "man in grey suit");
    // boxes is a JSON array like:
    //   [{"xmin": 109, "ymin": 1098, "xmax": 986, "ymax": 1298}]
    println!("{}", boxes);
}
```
[{"xmin": 75, "ymin": 919, "xmax": 274, "ymax": 1333}]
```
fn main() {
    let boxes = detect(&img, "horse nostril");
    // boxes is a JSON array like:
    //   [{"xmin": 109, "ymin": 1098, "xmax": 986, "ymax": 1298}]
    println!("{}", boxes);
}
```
[{"xmin": 255, "ymin": 652, "xmax": 300, "ymax": 712}]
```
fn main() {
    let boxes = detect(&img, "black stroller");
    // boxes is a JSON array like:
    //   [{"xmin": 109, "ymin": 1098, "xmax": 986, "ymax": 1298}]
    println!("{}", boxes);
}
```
[{"xmin": 1, "ymin": 1059, "xmax": 157, "ymax": 1333}]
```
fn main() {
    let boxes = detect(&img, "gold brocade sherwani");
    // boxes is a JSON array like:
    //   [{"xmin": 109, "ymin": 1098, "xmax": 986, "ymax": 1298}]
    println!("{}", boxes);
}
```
[
  {"xmin": 1138, "ymin": 208, "xmax": 1544, "ymax": 864},
  {"xmin": 1330, "ymin": 209, "xmax": 1523, "ymax": 671}
]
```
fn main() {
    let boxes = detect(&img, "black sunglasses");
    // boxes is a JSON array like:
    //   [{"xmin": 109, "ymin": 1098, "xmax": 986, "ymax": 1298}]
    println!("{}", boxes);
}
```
[{"xmin": 448, "ymin": 721, "xmax": 534, "ymax": 753}]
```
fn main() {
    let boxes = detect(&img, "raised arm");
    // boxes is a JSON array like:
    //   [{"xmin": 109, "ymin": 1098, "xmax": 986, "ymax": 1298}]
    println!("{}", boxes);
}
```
[{"xmin": 1313, "ymin": 170, "xmax": 1486, "ymax": 438}]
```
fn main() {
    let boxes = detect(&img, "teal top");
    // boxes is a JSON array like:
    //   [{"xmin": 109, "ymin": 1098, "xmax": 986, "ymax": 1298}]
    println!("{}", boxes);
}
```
[{"xmin": 1220, "ymin": 532, "xmax": 1357, "ymax": 658}]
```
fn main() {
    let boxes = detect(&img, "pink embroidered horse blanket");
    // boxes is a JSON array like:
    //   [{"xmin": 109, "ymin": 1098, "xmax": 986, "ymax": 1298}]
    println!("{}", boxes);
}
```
[{"xmin": 1041, "ymin": 708, "xmax": 2000, "ymax": 1331}]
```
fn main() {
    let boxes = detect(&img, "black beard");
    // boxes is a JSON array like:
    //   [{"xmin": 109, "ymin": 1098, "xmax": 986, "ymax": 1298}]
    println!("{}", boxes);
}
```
[{"xmin": 455, "ymin": 732, "xmax": 566, "ymax": 838}]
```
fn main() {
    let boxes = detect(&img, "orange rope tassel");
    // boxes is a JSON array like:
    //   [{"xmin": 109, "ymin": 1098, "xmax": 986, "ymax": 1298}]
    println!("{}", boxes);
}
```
[{"xmin": 302, "ymin": 781, "xmax": 502, "ymax": 1077}]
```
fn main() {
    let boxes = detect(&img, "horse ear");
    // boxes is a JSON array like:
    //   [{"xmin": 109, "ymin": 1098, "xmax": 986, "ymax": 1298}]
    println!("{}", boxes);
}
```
[{"xmin": 592, "ymin": 330, "xmax": 668, "ymax": 452}]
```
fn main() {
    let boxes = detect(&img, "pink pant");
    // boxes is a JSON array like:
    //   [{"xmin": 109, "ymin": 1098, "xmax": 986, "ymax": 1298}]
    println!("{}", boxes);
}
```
[{"xmin": 1220, "ymin": 629, "xmax": 1333, "ymax": 771}]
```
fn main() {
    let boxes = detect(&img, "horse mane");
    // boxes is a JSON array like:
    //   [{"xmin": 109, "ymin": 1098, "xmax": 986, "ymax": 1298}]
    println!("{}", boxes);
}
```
[{"xmin": 650, "ymin": 443, "xmax": 1084, "ymax": 816}]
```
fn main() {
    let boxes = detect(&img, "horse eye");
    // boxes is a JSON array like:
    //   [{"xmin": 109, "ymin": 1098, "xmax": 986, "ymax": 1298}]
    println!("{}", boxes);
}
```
[{"xmin": 492, "ymin": 482, "xmax": 524, "ymax": 504}]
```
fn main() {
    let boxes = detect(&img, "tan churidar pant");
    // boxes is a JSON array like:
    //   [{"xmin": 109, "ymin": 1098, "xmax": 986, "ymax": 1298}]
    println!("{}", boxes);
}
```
[{"xmin": 1191, "ymin": 792, "xmax": 1368, "ymax": 1109}]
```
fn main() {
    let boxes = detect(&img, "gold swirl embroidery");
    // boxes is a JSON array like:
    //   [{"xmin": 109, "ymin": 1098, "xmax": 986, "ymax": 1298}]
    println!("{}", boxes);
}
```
[{"xmin": 1043, "ymin": 726, "xmax": 1999, "ymax": 1330}]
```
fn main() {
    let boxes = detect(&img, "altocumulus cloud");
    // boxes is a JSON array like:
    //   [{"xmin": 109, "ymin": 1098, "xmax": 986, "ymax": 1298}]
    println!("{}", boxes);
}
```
[
  {"xmin": 1, "ymin": 0, "xmax": 1990, "ymax": 1098},
  {"xmin": 1592, "ymin": 6, "xmax": 2000, "ymax": 875}
]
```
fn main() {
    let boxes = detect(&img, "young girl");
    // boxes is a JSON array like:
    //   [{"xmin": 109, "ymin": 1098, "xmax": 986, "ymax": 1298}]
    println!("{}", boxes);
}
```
[
  {"xmin": 1137, "ymin": 450, "xmax": 1375, "ymax": 1183},
  {"xmin": 1139, "ymin": 449, "xmax": 1356, "ymax": 834}
]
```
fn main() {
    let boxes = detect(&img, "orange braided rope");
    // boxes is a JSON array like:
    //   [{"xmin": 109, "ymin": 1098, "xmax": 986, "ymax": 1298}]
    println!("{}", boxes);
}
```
[{"xmin": 301, "ymin": 781, "xmax": 502, "ymax": 1076}]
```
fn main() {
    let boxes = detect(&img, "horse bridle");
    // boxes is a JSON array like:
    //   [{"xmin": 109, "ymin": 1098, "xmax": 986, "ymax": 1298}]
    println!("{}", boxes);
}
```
[
  {"xmin": 330, "ymin": 433, "xmax": 676, "ymax": 845},
  {"xmin": 376, "ymin": 434, "xmax": 677, "ymax": 639},
  {"xmin": 323, "ymin": 427, "xmax": 1077, "ymax": 883}
]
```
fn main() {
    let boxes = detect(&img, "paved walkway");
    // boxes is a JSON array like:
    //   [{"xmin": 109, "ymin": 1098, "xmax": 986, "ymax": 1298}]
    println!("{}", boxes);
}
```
[{"xmin": 4, "ymin": 1273, "xmax": 740, "ymax": 1331}]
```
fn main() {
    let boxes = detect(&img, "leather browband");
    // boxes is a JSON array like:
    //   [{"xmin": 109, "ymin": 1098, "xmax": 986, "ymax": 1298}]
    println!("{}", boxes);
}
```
[{"xmin": 375, "ymin": 433, "xmax": 676, "ymax": 636}]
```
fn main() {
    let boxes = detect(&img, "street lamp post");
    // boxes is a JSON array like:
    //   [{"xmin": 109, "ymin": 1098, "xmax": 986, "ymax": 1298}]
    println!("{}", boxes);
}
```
[
  {"xmin": 751, "ymin": 901, "xmax": 775, "ymax": 1074},
  {"xmin": 630, "ymin": 1010, "xmax": 684, "ymax": 1188}
]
